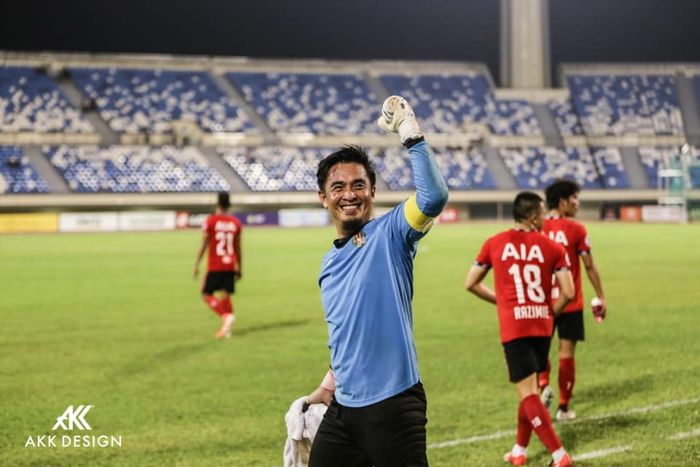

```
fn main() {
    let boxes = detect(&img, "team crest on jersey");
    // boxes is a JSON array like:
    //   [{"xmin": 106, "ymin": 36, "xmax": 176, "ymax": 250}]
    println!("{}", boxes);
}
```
[{"xmin": 352, "ymin": 231, "xmax": 366, "ymax": 248}]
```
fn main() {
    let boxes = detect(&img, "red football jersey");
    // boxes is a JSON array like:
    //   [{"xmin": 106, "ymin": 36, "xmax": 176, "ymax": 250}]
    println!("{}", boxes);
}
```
[
  {"xmin": 204, "ymin": 214, "xmax": 242, "ymax": 272},
  {"xmin": 475, "ymin": 229, "xmax": 570, "ymax": 343},
  {"xmin": 542, "ymin": 216, "xmax": 590, "ymax": 313}
]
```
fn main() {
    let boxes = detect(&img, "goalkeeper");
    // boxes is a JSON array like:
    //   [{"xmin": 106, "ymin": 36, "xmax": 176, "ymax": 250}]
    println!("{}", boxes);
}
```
[{"xmin": 309, "ymin": 96, "xmax": 448, "ymax": 467}]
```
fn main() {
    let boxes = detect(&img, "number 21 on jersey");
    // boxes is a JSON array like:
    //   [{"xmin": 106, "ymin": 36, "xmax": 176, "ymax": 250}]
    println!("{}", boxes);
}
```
[{"xmin": 215, "ymin": 231, "xmax": 234, "ymax": 257}]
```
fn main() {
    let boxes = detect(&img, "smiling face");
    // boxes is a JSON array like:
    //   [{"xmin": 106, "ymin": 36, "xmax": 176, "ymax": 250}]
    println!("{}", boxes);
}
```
[{"xmin": 318, "ymin": 162, "xmax": 375, "ymax": 238}]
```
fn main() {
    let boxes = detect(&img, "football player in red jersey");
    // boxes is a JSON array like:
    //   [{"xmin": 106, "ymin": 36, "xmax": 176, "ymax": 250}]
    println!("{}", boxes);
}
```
[
  {"xmin": 465, "ymin": 191, "xmax": 575, "ymax": 467},
  {"xmin": 539, "ymin": 180, "xmax": 606, "ymax": 421},
  {"xmin": 193, "ymin": 192, "xmax": 243, "ymax": 338}
]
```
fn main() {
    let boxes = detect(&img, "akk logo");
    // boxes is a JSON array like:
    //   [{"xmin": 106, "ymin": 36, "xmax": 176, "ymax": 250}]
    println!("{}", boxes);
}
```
[
  {"xmin": 52, "ymin": 405, "xmax": 93, "ymax": 431},
  {"xmin": 25, "ymin": 404, "xmax": 123, "ymax": 448}
]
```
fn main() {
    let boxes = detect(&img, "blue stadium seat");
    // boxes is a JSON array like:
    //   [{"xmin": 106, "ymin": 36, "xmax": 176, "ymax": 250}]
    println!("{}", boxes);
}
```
[
  {"xmin": 380, "ymin": 73, "xmax": 491, "ymax": 134},
  {"xmin": 45, "ymin": 145, "xmax": 229, "ymax": 192},
  {"xmin": 372, "ymin": 146, "xmax": 496, "ymax": 190},
  {"xmin": 70, "ymin": 68, "xmax": 256, "ymax": 134},
  {"xmin": 499, "ymin": 147, "xmax": 602, "ymax": 189},
  {"xmin": 590, "ymin": 147, "xmax": 630, "ymax": 188},
  {"xmin": 381, "ymin": 74, "xmax": 540, "ymax": 136},
  {"xmin": 0, "ymin": 66, "xmax": 92, "ymax": 133},
  {"xmin": 568, "ymin": 74, "xmax": 683, "ymax": 136},
  {"xmin": 220, "ymin": 146, "xmax": 326, "ymax": 191},
  {"xmin": 227, "ymin": 72, "xmax": 378, "ymax": 134},
  {"xmin": 547, "ymin": 97, "xmax": 584, "ymax": 136},
  {"xmin": 487, "ymin": 99, "xmax": 541, "ymax": 136},
  {"xmin": 0, "ymin": 146, "xmax": 49, "ymax": 193}
]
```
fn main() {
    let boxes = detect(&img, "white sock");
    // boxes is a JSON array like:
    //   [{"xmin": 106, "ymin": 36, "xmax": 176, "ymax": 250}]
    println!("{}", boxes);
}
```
[
  {"xmin": 552, "ymin": 447, "xmax": 566, "ymax": 462},
  {"xmin": 512, "ymin": 444, "xmax": 527, "ymax": 457}
]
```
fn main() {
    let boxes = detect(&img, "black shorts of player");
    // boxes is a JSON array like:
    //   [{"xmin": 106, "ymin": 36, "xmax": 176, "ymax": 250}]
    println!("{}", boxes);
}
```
[
  {"xmin": 309, "ymin": 382, "xmax": 428, "ymax": 467},
  {"xmin": 554, "ymin": 310, "xmax": 585, "ymax": 341},
  {"xmin": 502, "ymin": 336, "xmax": 551, "ymax": 383},
  {"xmin": 201, "ymin": 271, "xmax": 235, "ymax": 295}
]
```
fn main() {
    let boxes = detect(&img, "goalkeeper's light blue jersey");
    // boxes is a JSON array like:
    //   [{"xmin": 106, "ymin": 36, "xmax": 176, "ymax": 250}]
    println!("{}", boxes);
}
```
[
  {"xmin": 318, "ymin": 140, "xmax": 447, "ymax": 407},
  {"xmin": 318, "ymin": 203, "xmax": 426, "ymax": 407}
]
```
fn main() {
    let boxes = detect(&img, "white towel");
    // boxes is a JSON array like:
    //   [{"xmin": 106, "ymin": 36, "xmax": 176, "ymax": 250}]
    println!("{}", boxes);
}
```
[{"xmin": 283, "ymin": 397, "xmax": 328, "ymax": 467}]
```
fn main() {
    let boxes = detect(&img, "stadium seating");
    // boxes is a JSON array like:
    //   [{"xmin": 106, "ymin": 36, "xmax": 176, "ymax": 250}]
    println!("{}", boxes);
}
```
[
  {"xmin": 487, "ymin": 99, "xmax": 541, "ymax": 136},
  {"xmin": 0, "ymin": 66, "xmax": 93, "ymax": 133},
  {"xmin": 220, "ymin": 146, "xmax": 326, "ymax": 191},
  {"xmin": 379, "ymin": 73, "xmax": 492, "ymax": 133},
  {"xmin": 227, "ymin": 72, "xmax": 378, "ymax": 134},
  {"xmin": 589, "ymin": 147, "xmax": 630, "ymax": 188},
  {"xmin": 499, "ymin": 147, "xmax": 602, "ymax": 189},
  {"xmin": 372, "ymin": 146, "xmax": 496, "ymax": 190},
  {"xmin": 0, "ymin": 146, "xmax": 49, "ymax": 193},
  {"xmin": 567, "ymin": 74, "xmax": 683, "ymax": 136},
  {"xmin": 547, "ymin": 97, "xmax": 584, "ymax": 136},
  {"xmin": 70, "ymin": 68, "xmax": 255, "ymax": 134},
  {"xmin": 380, "ymin": 73, "xmax": 540, "ymax": 136},
  {"xmin": 45, "ymin": 145, "xmax": 229, "ymax": 192}
]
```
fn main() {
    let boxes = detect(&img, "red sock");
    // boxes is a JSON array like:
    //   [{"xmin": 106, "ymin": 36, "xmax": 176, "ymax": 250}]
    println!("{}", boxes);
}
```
[
  {"xmin": 539, "ymin": 359, "xmax": 551, "ymax": 389},
  {"xmin": 516, "ymin": 399, "xmax": 533, "ymax": 447},
  {"xmin": 220, "ymin": 296, "xmax": 233, "ymax": 316},
  {"xmin": 558, "ymin": 358, "xmax": 575, "ymax": 409},
  {"xmin": 203, "ymin": 295, "xmax": 224, "ymax": 316},
  {"xmin": 521, "ymin": 394, "xmax": 562, "ymax": 453}
]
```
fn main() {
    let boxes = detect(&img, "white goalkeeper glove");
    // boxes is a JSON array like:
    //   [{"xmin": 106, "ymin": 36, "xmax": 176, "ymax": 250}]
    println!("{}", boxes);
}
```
[{"xmin": 377, "ymin": 95, "xmax": 423, "ymax": 145}]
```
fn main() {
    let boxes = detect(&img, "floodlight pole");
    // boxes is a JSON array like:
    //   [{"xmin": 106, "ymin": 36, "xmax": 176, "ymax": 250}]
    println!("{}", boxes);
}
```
[{"xmin": 500, "ymin": 0, "xmax": 551, "ymax": 88}]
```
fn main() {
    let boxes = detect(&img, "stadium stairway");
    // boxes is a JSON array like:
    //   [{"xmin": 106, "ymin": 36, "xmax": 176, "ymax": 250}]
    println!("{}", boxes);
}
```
[
  {"xmin": 210, "ymin": 72, "xmax": 275, "ymax": 141},
  {"xmin": 619, "ymin": 147, "xmax": 649, "ymax": 189},
  {"xmin": 531, "ymin": 103, "xmax": 564, "ymax": 147},
  {"xmin": 23, "ymin": 146, "xmax": 70, "ymax": 193},
  {"xmin": 199, "ymin": 147, "xmax": 251, "ymax": 192},
  {"xmin": 56, "ymin": 75, "xmax": 119, "ymax": 145},
  {"xmin": 674, "ymin": 73, "xmax": 700, "ymax": 146},
  {"xmin": 482, "ymin": 145, "xmax": 517, "ymax": 189}
]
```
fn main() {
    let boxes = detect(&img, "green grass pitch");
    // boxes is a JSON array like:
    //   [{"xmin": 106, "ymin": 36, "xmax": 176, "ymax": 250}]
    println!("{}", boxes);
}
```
[{"xmin": 1, "ymin": 222, "xmax": 699, "ymax": 466}]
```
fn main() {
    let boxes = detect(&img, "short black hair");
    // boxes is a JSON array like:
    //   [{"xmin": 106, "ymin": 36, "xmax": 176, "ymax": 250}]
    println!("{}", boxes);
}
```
[
  {"xmin": 513, "ymin": 191, "xmax": 543, "ymax": 223},
  {"xmin": 317, "ymin": 145, "xmax": 376, "ymax": 191},
  {"xmin": 217, "ymin": 192, "xmax": 231, "ymax": 209},
  {"xmin": 545, "ymin": 179, "xmax": 580, "ymax": 210}
]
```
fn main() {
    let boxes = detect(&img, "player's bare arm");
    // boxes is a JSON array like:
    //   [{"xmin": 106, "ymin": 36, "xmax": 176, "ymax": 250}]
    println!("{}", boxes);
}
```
[
  {"xmin": 465, "ymin": 264, "xmax": 497, "ymax": 304},
  {"xmin": 234, "ymin": 231, "xmax": 242, "ymax": 280},
  {"xmin": 306, "ymin": 369, "xmax": 335, "ymax": 406},
  {"xmin": 193, "ymin": 232, "xmax": 210, "ymax": 278},
  {"xmin": 582, "ymin": 252, "xmax": 605, "ymax": 313},
  {"xmin": 552, "ymin": 269, "xmax": 574, "ymax": 316}
]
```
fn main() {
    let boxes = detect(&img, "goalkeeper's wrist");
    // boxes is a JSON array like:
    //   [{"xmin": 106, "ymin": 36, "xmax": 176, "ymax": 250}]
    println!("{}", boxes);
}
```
[{"xmin": 403, "ymin": 136, "xmax": 425, "ymax": 148}]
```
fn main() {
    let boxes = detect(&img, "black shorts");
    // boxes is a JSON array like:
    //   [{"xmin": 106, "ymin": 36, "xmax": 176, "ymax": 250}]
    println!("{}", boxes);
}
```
[
  {"xmin": 554, "ymin": 311, "xmax": 585, "ymax": 341},
  {"xmin": 201, "ymin": 271, "xmax": 235, "ymax": 295},
  {"xmin": 502, "ymin": 337, "xmax": 551, "ymax": 383},
  {"xmin": 309, "ymin": 382, "xmax": 428, "ymax": 467}
]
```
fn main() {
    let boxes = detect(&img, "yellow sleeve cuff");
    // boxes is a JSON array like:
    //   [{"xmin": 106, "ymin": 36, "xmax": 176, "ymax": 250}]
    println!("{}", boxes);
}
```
[{"xmin": 403, "ymin": 194, "xmax": 435, "ymax": 233}]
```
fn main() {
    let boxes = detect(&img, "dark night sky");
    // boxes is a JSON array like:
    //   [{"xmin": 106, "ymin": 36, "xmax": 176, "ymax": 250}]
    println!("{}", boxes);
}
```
[{"xmin": 2, "ymin": 0, "xmax": 700, "ymax": 85}]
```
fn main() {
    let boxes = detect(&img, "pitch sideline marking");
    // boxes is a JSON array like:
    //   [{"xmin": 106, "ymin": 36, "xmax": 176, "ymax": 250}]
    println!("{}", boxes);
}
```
[
  {"xmin": 667, "ymin": 427, "xmax": 700, "ymax": 441},
  {"xmin": 428, "ymin": 396, "xmax": 700, "ymax": 450},
  {"xmin": 572, "ymin": 444, "xmax": 633, "ymax": 461}
]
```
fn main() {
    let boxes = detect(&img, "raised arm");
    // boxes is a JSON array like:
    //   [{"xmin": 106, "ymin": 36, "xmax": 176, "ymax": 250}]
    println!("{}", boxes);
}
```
[{"xmin": 378, "ymin": 96, "xmax": 448, "ymax": 233}]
